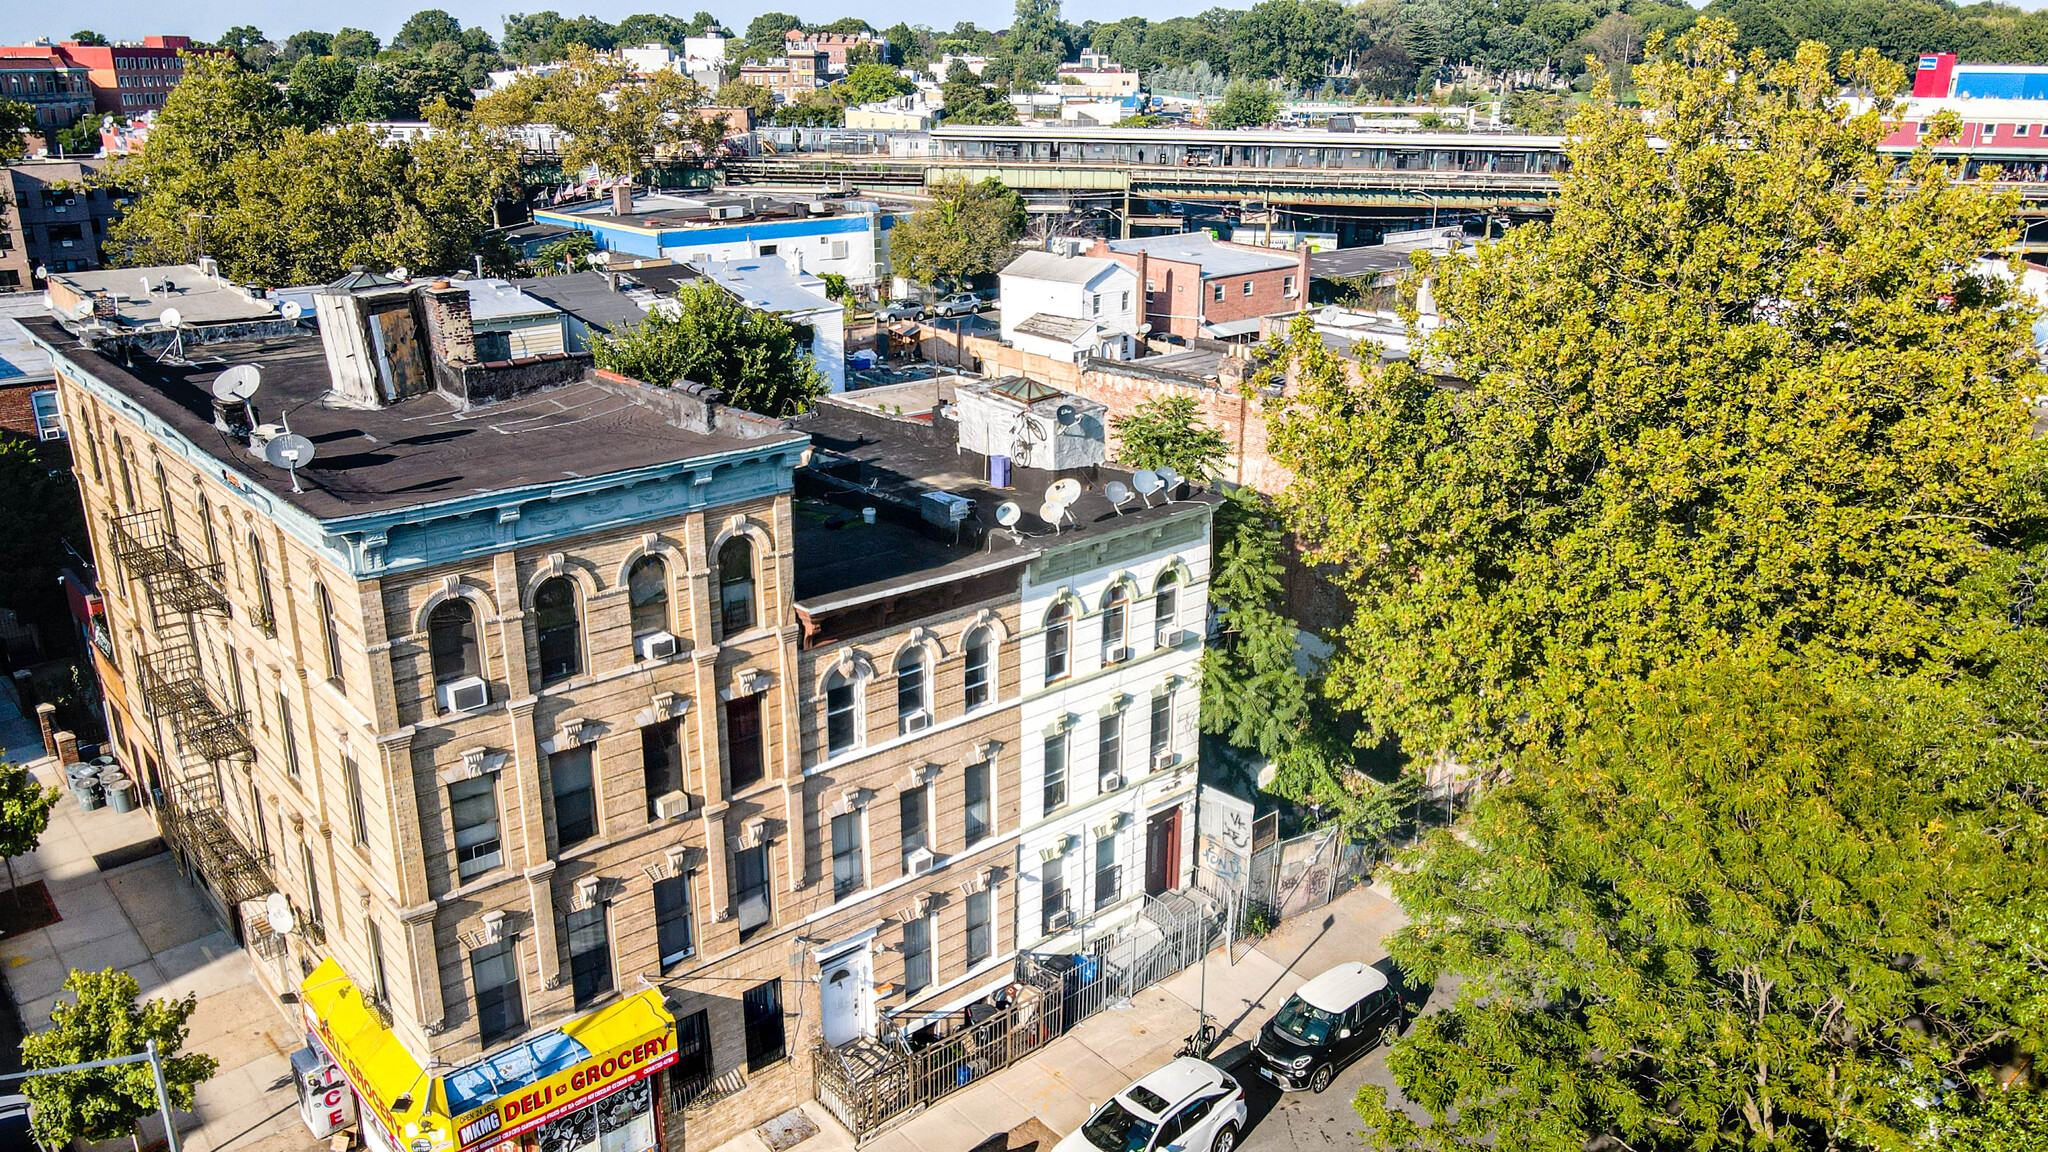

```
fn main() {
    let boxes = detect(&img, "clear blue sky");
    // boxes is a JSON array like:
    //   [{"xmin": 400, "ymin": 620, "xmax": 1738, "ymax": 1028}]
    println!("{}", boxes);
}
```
[{"xmin": 0, "ymin": 3, "xmax": 1220, "ymax": 47}]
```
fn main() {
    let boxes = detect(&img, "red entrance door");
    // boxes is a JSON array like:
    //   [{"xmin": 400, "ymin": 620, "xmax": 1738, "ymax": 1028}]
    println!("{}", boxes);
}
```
[{"xmin": 1145, "ymin": 807, "xmax": 1182, "ymax": 895}]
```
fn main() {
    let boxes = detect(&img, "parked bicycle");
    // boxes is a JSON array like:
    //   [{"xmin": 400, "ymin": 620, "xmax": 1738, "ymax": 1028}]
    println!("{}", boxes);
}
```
[{"xmin": 1178, "ymin": 1013, "xmax": 1221, "ymax": 1058}]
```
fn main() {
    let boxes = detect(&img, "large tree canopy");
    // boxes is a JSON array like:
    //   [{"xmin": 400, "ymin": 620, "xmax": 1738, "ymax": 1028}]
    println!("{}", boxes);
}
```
[
  {"xmin": 1270, "ymin": 21, "xmax": 2047, "ymax": 768},
  {"xmin": 887, "ymin": 175, "xmax": 1026, "ymax": 286},
  {"xmin": 473, "ymin": 48, "xmax": 707, "ymax": 183},
  {"xmin": 591, "ymin": 280, "xmax": 825, "ymax": 417}
]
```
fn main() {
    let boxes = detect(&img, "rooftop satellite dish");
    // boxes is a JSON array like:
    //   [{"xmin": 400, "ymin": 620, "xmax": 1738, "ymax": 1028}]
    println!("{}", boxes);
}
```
[
  {"xmin": 1048, "ymin": 477, "xmax": 1081, "ymax": 506},
  {"xmin": 1132, "ymin": 469, "xmax": 1162, "ymax": 507},
  {"xmin": 1038, "ymin": 500, "xmax": 1065, "ymax": 529},
  {"xmin": 390, "ymin": 266, "xmax": 410, "ymax": 281},
  {"xmin": 264, "ymin": 433, "xmax": 317, "ymax": 493},
  {"xmin": 158, "ymin": 307, "xmax": 183, "ymax": 330},
  {"xmin": 1055, "ymin": 404, "xmax": 1078, "ymax": 426},
  {"xmin": 1155, "ymin": 466, "xmax": 1182, "ymax": 499},
  {"xmin": 264, "ymin": 891, "xmax": 294, "ymax": 936},
  {"xmin": 279, "ymin": 299, "xmax": 304, "ymax": 321},
  {"xmin": 1105, "ymin": 480, "xmax": 1132, "ymax": 514},
  {"xmin": 996, "ymin": 501, "xmax": 1021, "ymax": 527},
  {"xmin": 68, "ymin": 298, "xmax": 92, "ymax": 320},
  {"xmin": 212, "ymin": 364, "xmax": 262, "ymax": 403}
]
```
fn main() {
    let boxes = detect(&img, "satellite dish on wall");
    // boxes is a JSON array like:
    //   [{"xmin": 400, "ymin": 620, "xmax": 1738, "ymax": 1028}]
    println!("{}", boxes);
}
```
[
  {"xmin": 157, "ymin": 307, "xmax": 184, "ymax": 330},
  {"xmin": 264, "ymin": 891, "xmax": 295, "ymax": 936},
  {"xmin": 1105, "ymin": 480, "xmax": 1132, "ymax": 514},
  {"xmin": 1132, "ymin": 469, "xmax": 1162, "ymax": 506},
  {"xmin": 279, "ymin": 299, "xmax": 304, "ymax": 320},
  {"xmin": 264, "ymin": 433, "xmax": 317, "ymax": 493},
  {"xmin": 1055, "ymin": 404, "xmax": 1078, "ymax": 426},
  {"xmin": 996, "ymin": 501, "xmax": 1021, "ymax": 527},
  {"xmin": 212, "ymin": 364, "xmax": 262, "ymax": 402}
]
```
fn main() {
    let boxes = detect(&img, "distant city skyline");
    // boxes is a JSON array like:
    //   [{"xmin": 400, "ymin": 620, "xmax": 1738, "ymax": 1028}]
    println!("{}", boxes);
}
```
[{"xmin": 0, "ymin": 2, "xmax": 1217, "ymax": 50}]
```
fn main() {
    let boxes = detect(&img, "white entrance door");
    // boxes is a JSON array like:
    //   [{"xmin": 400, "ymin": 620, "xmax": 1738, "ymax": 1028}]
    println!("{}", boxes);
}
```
[{"xmin": 819, "ymin": 945, "xmax": 874, "ymax": 1047}]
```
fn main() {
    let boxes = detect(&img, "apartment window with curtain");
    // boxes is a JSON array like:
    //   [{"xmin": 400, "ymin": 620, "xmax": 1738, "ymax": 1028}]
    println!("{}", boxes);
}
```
[
  {"xmin": 1043, "ymin": 731, "xmax": 1067, "ymax": 815},
  {"xmin": 966, "ymin": 888, "xmax": 992, "ymax": 966},
  {"xmin": 450, "ymin": 775, "xmax": 502, "ymax": 881},
  {"xmin": 900, "ymin": 785, "xmax": 929, "ymax": 866},
  {"xmin": 964, "ymin": 759, "xmax": 991, "ymax": 847},
  {"xmin": 726, "ymin": 695, "xmax": 765, "ymax": 791},
  {"xmin": 428, "ymin": 600, "xmax": 482, "ymax": 687},
  {"xmin": 550, "ymin": 745, "xmax": 597, "ymax": 848},
  {"xmin": 472, "ymin": 940, "xmax": 523, "ymax": 1044},
  {"xmin": 566, "ymin": 904, "xmax": 612, "ymax": 1005},
  {"xmin": 654, "ymin": 874, "xmax": 694, "ymax": 969},
  {"xmin": 902, "ymin": 914, "xmax": 932, "ymax": 995},
  {"xmin": 831, "ymin": 812, "xmax": 864, "ymax": 900},
  {"xmin": 963, "ymin": 628, "xmax": 991, "ymax": 711}
]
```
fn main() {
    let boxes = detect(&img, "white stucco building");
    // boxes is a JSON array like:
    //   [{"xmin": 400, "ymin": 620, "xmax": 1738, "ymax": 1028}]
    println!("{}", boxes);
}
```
[{"xmin": 999, "ymin": 250, "xmax": 1142, "ymax": 362}]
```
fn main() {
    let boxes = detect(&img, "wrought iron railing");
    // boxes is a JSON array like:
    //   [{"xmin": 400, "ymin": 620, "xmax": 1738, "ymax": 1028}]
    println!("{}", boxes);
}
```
[
  {"xmin": 137, "ymin": 644, "xmax": 253, "ymax": 762},
  {"xmin": 111, "ymin": 509, "xmax": 229, "ymax": 623}
]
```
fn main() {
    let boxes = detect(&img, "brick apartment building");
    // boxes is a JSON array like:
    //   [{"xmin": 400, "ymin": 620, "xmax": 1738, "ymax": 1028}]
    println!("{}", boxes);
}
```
[
  {"xmin": 48, "ymin": 35, "xmax": 207, "ymax": 114},
  {"xmin": 780, "ymin": 30, "xmax": 888, "ymax": 73},
  {"xmin": 0, "ymin": 159, "xmax": 120, "ymax": 288},
  {"xmin": 24, "ymin": 263, "xmax": 1213, "ymax": 1152},
  {"xmin": 0, "ymin": 45, "xmax": 94, "ymax": 128},
  {"xmin": 737, "ymin": 52, "xmax": 829, "ymax": 100},
  {"xmin": 1093, "ymin": 233, "xmax": 1310, "ymax": 342}
]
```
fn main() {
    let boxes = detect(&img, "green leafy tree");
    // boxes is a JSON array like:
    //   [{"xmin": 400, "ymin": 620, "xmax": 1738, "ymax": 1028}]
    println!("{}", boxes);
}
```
[
  {"xmin": 1268, "ymin": 21, "xmax": 2045, "ymax": 768},
  {"xmin": 0, "ymin": 100, "xmax": 37, "ymax": 162},
  {"xmin": 280, "ymin": 30, "xmax": 332, "ymax": 62},
  {"xmin": 21, "ymin": 969, "xmax": 217, "ymax": 1148},
  {"xmin": 1503, "ymin": 88, "xmax": 1568, "ymax": 131},
  {"xmin": 0, "ymin": 765, "xmax": 56, "ymax": 907},
  {"xmin": 887, "ymin": 175, "xmax": 1026, "ymax": 287},
  {"xmin": 500, "ymin": 11, "xmax": 618, "ymax": 63},
  {"xmin": 392, "ymin": 9, "xmax": 467, "ymax": 52},
  {"xmin": 1201, "ymin": 487, "xmax": 1316, "ymax": 760},
  {"xmin": 69, "ymin": 30, "xmax": 109, "ymax": 47},
  {"xmin": 1357, "ymin": 651, "xmax": 2048, "ymax": 1151},
  {"xmin": 773, "ymin": 89, "xmax": 845, "ymax": 128},
  {"xmin": 839, "ymin": 63, "xmax": 915, "ymax": 106},
  {"xmin": 336, "ymin": 65, "xmax": 401, "ymax": 122},
  {"xmin": 715, "ymin": 81, "xmax": 778, "ymax": 124},
  {"xmin": 1112, "ymin": 394, "xmax": 1230, "ymax": 480},
  {"xmin": 592, "ymin": 280, "xmax": 826, "ymax": 417},
  {"xmin": 0, "ymin": 437, "xmax": 88, "ymax": 647},
  {"xmin": 332, "ymin": 27, "xmax": 382, "ymax": 59},
  {"xmin": 212, "ymin": 25, "xmax": 274, "ymax": 69},
  {"xmin": 531, "ymin": 230, "xmax": 595, "ymax": 275},
  {"xmin": 938, "ymin": 76, "xmax": 1017, "ymax": 124},
  {"xmin": 287, "ymin": 55, "xmax": 359, "ymax": 124},
  {"xmin": 743, "ymin": 12, "xmax": 805, "ymax": 63},
  {"xmin": 1212, "ymin": 80, "xmax": 1280, "ymax": 128},
  {"xmin": 476, "ymin": 48, "xmax": 706, "ymax": 191}
]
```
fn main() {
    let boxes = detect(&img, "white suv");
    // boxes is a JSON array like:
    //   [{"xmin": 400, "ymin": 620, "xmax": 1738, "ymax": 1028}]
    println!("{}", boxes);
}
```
[{"xmin": 1053, "ymin": 1057, "xmax": 1249, "ymax": 1152}]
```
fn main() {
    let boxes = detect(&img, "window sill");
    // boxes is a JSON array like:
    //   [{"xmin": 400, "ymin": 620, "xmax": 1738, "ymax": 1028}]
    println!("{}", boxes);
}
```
[
  {"xmin": 559, "ymin": 836, "xmax": 610, "ymax": 861},
  {"xmin": 441, "ymin": 869, "xmax": 514, "ymax": 903}
]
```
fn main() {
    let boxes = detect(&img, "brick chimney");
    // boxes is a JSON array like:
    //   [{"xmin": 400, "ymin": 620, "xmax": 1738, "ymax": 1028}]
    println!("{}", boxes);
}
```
[{"xmin": 419, "ymin": 280, "xmax": 477, "ymax": 365}]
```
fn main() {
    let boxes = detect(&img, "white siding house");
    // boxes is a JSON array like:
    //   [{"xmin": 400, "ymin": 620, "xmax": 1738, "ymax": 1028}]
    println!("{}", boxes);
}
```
[{"xmin": 999, "ymin": 251, "xmax": 1141, "ymax": 362}]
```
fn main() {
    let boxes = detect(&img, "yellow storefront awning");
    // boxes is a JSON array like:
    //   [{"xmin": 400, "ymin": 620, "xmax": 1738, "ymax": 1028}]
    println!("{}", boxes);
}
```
[{"xmin": 299, "ymin": 959, "xmax": 677, "ymax": 1152}]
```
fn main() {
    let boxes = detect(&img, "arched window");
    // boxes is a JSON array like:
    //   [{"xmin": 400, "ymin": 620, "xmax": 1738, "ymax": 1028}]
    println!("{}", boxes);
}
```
[
  {"xmin": 1154, "ymin": 571, "xmax": 1180, "ymax": 646},
  {"xmin": 825, "ymin": 669, "xmax": 858, "ymax": 756},
  {"xmin": 197, "ymin": 492, "xmax": 221, "ymax": 566},
  {"xmin": 896, "ymin": 647, "xmax": 927, "ymax": 730},
  {"xmin": 154, "ymin": 463, "xmax": 177, "ymax": 541},
  {"xmin": 718, "ymin": 537, "xmax": 757, "ymax": 637},
  {"xmin": 428, "ymin": 599, "xmax": 481, "ymax": 686},
  {"xmin": 963, "ymin": 628, "xmax": 992, "ymax": 712},
  {"xmin": 534, "ymin": 577, "xmax": 581, "ymax": 684},
  {"xmin": 628, "ymin": 555, "xmax": 671, "ymax": 642},
  {"xmin": 114, "ymin": 433, "xmax": 135, "ymax": 508},
  {"xmin": 1101, "ymin": 586, "xmax": 1129, "ymax": 665},
  {"xmin": 249, "ymin": 532, "xmax": 277, "ymax": 633},
  {"xmin": 1044, "ymin": 602, "xmax": 1072, "ymax": 684}
]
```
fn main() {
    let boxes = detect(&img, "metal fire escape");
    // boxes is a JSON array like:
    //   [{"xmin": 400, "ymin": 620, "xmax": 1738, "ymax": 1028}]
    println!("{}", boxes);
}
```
[{"xmin": 112, "ymin": 508, "xmax": 275, "ymax": 907}]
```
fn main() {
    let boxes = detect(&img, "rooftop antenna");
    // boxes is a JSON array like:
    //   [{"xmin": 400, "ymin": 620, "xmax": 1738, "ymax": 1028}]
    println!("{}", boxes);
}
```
[
  {"xmin": 263, "ymin": 426, "xmax": 317, "ymax": 494},
  {"xmin": 155, "ymin": 307, "xmax": 186, "ymax": 364},
  {"xmin": 996, "ymin": 500, "xmax": 1023, "ymax": 544},
  {"xmin": 1104, "ymin": 480, "xmax": 1132, "ymax": 514},
  {"xmin": 1155, "ymin": 465, "xmax": 1182, "ymax": 500},
  {"xmin": 1132, "ymin": 469, "xmax": 1162, "ymax": 508}
]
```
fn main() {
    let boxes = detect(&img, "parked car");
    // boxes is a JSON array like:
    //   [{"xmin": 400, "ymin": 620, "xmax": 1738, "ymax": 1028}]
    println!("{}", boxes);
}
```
[
  {"xmin": 973, "ymin": 286, "xmax": 1001, "ymax": 305},
  {"xmin": 931, "ymin": 292, "xmax": 982, "ymax": 317},
  {"xmin": 875, "ymin": 299, "xmax": 926, "ymax": 321},
  {"xmin": 1251, "ymin": 961, "xmax": 1402, "ymax": 1093},
  {"xmin": 1054, "ymin": 1057, "xmax": 1246, "ymax": 1152},
  {"xmin": 0, "ymin": 1095, "xmax": 42, "ymax": 1151}
]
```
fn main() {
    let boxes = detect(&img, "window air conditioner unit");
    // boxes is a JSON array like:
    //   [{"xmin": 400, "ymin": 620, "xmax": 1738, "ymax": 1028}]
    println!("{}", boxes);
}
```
[
  {"xmin": 906, "ymin": 847, "xmax": 936, "ymax": 876},
  {"xmin": 438, "ymin": 676, "xmax": 490, "ymax": 713},
  {"xmin": 902, "ymin": 709, "xmax": 931, "ymax": 735},
  {"xmin": 1157, "ymin": 627, "xmax": 1184, "ymax": 648},
  {"xmin": 1153, "ymin": 751, "xmax": 1175, "ymax": 772},
  {"xmin": 39, "ymin": 426, "xmax": 64, "ymax": 442},
  {"xmin": 1047, "ymin": 909, "xmax": 1072, "ymax": 932},
  {"xmin": 1106, "ymin": 643, "xmax": 1128, "ymax": 664},
  {"xmin": 61, "ymin": 240, "xmax": 75, "ymax": 248},
  {"xmin": 1100, "ymin": 773, "xmax": 1124, "ymax": 793},
  {"xmin": 637, "ymin": 631, "xmax": 679, "ymax": 661},
  {"xmin": 654, "ymin": 790, "xmax": 691, "ymax": 820}
]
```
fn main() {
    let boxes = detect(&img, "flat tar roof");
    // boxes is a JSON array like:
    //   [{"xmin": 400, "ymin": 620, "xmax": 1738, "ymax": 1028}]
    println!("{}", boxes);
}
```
[{"xmin": 22, "ymin": 316, "xmax": 802, "ymax": 522}]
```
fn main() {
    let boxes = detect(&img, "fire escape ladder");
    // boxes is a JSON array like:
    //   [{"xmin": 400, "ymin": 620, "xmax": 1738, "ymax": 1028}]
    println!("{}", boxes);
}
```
[{"xmin": 111, "ymin": 508, "xmax": 230, "ymax": 624}]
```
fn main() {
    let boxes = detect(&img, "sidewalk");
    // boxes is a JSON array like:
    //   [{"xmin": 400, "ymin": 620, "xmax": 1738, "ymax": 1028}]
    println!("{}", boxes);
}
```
[
  {"xmin": 710, "ymin": 882, "xmax": 1408, "ymax": 1152},
  {"xmin": 0, "ymin": 679, "xmax": 316, "ymax": 1152}
]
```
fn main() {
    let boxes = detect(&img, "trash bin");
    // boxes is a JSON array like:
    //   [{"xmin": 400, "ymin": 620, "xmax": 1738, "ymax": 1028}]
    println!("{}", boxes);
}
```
[
  {"xmin": 75, "ymin": 778, "xmax": 104, "ymax": 811},
  {"xmin": 106, "ymin": 779, "xmax": 137, "ymax": 813}
]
